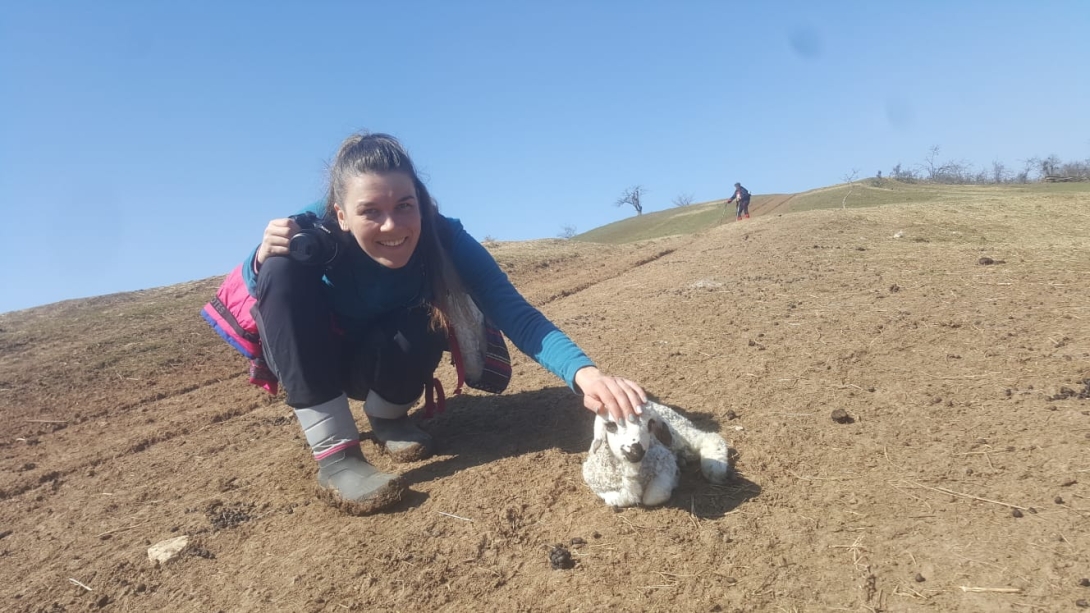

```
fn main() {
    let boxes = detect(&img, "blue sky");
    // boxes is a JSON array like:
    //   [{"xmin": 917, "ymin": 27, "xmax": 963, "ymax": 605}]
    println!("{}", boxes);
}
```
[{"xmin": 2, "ymin": 1, "xmax": 1088, "ymax": 313}]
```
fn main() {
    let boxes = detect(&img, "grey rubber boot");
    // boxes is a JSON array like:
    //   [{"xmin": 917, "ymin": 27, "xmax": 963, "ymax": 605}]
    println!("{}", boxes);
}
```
[
  {"xmin": 367, "ymin": 415, "xmax": 435, "ymax": 462},
  {"xmin": 295, "ymin": 393, "xmax": 405, "ymax": 514},
  {"xmin": 364, "ymin": 390, "xmax": 434, "ymax": 462},
  {"xmin": 315, "ymin": 445, "xmax": 405, "ymax": 515}
]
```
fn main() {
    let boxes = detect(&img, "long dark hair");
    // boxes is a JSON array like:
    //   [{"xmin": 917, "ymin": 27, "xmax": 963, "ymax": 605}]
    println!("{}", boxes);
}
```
[{"xmin": 323, "ymin": 132, "xmax": 465, "ymax": 331}]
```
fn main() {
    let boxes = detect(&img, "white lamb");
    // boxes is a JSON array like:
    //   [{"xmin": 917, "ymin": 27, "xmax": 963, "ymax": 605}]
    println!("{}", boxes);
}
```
[{"xmin": 581, "ymin": 400, "xmax": 732, "ymax": 508}]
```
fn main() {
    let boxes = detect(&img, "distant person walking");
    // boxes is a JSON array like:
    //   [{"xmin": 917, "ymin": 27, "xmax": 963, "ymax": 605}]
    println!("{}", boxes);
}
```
[{"xmin": 726, "ymin": 183, "xmax": 751, "ymax": 220}]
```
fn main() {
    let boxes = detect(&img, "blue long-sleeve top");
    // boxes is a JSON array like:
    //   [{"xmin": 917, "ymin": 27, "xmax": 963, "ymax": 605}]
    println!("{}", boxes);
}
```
[{"xmin": 242, "ymin": 207, "xmax": 595, "ymax": 390}]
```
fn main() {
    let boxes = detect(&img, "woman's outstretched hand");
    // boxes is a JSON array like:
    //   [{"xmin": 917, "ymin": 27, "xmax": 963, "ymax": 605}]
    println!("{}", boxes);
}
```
[{"xmin": 574, "ymin": 366, "xmax": 647, "ymax": 424}]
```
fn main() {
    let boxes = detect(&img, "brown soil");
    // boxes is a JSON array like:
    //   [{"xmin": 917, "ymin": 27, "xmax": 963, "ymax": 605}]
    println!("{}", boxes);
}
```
[{"xmin": 2, "ymin": 193, "xmax": 1089, "ymax": 612}]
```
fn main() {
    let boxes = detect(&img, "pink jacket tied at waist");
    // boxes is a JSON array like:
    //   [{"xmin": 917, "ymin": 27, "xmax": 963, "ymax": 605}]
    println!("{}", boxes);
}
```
[
  {"xmin": 200, "ymin": 265, "xmax": 278, "ymax": 393},
  {"xmin": 200, "ymin": 264, "xmax": 512, "ymax": 412}
]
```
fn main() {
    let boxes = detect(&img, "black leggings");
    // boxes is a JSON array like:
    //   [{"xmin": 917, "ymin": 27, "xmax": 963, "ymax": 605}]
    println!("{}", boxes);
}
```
[{"xmin": 253, "ymin": 256, "xmax": 446, "ymax": 409}]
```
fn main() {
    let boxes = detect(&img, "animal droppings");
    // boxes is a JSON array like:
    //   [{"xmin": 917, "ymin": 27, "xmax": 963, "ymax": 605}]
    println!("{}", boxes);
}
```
[
  {"xmin": 549, "ymin": 544, "xmax": 575, "ymax": 570},
  {"xmin": 831, "ymin": 409, "xmax": 854, "ymax": 424}
]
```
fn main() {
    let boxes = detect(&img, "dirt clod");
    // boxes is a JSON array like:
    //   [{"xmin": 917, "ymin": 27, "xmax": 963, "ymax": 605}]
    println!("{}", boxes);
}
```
[
  {"xmin": 1054, "ymin": 496, "xmax": 1064, "ymax": 504},
  {"xmin": 1011, "ymin": 508, "xmax": 1023, "ymax": 518},
  {"xmin": 830, "ymin": 409, "xmax": 853, "ymax": 424},
  {"xmin": 725, "ymin": 410, "xmax": 738, "ymax": 420},
  {"xmin": 548, "ymin": 545, "xmax": 575, "ymax": 570},
  {"xmin": 1078, "ymin": 577, "xmax": 1089, "ymax": 587},
  {"xmin": 1077, "ymin": 599, "xmax": 1089, "ymax": 608},
  {"xmin": 205, "ymin": 501, "xmax": 255, "ymax": 531},
  {"xmin": 914, "ymin": 573, "xmax": 926, "ymax": 582},
  {"xmin": 1048, "ymin": 380, "xmax": 1090, "ymax": 401},
  {"xmin": 570, "ymin": 537, "xmax": 585, "ymax": 546}
]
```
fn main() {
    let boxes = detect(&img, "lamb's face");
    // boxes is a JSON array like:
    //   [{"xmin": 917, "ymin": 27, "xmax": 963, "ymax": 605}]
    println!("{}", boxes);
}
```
[{"xmin": 598, "ymin": 415, "xmax": 652, "ymax": 464}]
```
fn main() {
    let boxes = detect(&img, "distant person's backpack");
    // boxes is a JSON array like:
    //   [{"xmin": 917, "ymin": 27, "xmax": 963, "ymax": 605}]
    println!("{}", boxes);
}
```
[{"xmin": 738, "ymin": 185, "xmax": 750, "ymax": 199}]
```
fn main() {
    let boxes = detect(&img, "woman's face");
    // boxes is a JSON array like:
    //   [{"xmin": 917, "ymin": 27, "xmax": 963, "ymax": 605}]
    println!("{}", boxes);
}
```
[{"xmin": 334, "ymin": 171, "xmax": 422, "ymax": 269}]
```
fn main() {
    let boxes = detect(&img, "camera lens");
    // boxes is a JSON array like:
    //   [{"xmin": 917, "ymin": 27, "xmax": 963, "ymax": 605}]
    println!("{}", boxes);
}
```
[
  {"xmin": 289, "ymin": 232, "xmax": 323, "ymax": 265},
  {"xmin": 289, "ymin": 228, "xmax": 340, "ymax": 266}
]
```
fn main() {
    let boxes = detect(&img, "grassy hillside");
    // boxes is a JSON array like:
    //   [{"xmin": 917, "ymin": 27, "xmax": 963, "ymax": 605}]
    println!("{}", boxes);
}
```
[
  {"xmin": 575, "ymin": 195, "xmax": 781, "ymax": 244},
  {"xmin": 577, "ymin": 179, "xmax": 1090, "ymax": 245}
]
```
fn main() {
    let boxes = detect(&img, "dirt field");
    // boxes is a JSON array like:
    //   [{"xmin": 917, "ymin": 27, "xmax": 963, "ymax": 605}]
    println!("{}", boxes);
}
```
[{"xmin": 2, "ymin": 191, "xmax": 1089, "ymax": 612}]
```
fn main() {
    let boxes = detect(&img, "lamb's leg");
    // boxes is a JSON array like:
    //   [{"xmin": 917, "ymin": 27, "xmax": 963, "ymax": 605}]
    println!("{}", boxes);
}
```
[
  {"xmin": 640, "ymin": 446, "xmax": 679, "ymax": 507},
  {"xmin": 600, "ymin": 488, "xmax": 642, "ymax": 508},
  {"xmin": 697, "ymin": 434, "xmax": 732, "ymax": 483}
]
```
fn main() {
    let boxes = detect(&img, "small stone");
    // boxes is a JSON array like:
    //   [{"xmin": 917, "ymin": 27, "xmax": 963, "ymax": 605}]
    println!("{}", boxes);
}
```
[
  {"xmin": 1011, "ymin": 508, "xmax": 1023, "ymax": 518},
  {"xmin": 1055, "ymin": 496, "xmax": 1065, "ymax": 504},
  {"xmin": 1076, "ymin": 599, "xmax": 1089, "ymax": 608},
  {"xmin": 570, "ymin": 537, "xmax": 586, "ymax": 546},
  {"xmin": 1079, "ymin": 577, "xmax": 1090, "ymax": 587},
  {"xmin": 148, "ymin": 535, "xmax": 189, "ymax": 565},
  {"xmin": 914, "ymin": 573, "xmax": 926, "ymax": 583},
  {"xmin": 1028, "ymin": 507, "xmax": 1037, "ymax": 514},
  {"xmin": 831, "ymin": 409, "xmax": 854, "ymax": 424},
  {"xmin": 725, "ymin": 410, "xmax": 738, "ymax": 420}
]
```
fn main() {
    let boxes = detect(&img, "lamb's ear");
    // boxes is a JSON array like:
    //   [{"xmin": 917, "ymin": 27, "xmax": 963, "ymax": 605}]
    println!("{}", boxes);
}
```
[
  {"xmin": 648, "ymin": 418, "xmax": 673, "ymax": 447},
  {"xmin": 590, "ymin": 439, "xmax": 603, "ymax": 454}
]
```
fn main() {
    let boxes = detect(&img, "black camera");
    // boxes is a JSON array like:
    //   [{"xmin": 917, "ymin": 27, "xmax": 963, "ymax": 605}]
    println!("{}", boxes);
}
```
[{"xmin": 288, "ymin": 211, "xmax": 342, "ymax": 267}]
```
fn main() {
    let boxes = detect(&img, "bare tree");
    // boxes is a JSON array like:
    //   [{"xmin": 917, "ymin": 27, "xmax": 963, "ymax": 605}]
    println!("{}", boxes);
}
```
[
  {"xmin": 1019, "ymin": 157, "xmax": 1041, "ymax": 183},
  {"xmin": 1060, "ymin": 159, "xmax": 1090, "ymax": 179},
  {"xmin": 615, "ymin": 185, "xmax": 645, "ymax": 216},
  {"xmin": 991, "ymin": 160, "xmax": 1008, "ymax": 184},
  {"xmin": 1041, "ymin": 154, "xmax": 1062, "ymax": 177},
  {"xmin": 557, "ymin": 225, "xmax": 577, "ymax": 239},
  {"xmin": 891, "ymin": 162, "xmax": 918, "ymax": 182},
  {"xmin": 672, "ymin": 193, "xmax": 695, "ymax": 208},
  {"xmin": 841, "ymin": 168, "xmax": 859, "ymax": 209},
  {"xmin": 923, "ymin": 145, "xmax": 942, "ymax": 180}
]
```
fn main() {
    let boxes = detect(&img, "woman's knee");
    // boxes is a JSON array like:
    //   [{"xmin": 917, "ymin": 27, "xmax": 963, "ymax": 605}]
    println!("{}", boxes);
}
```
[{"xmin": 255, "ymin": 256, "xmax": 323, "ymax": 302}]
